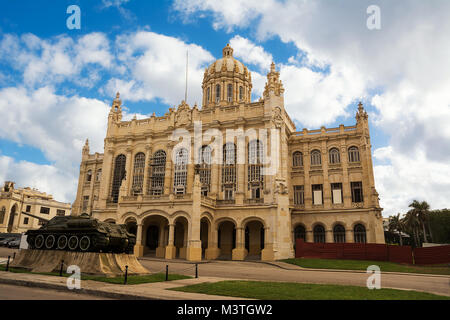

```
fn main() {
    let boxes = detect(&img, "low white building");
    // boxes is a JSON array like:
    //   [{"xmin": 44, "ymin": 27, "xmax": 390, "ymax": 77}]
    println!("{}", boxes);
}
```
[{"xmin": 0, "ymin": 181, "xmax": 71, "ymax": 234}]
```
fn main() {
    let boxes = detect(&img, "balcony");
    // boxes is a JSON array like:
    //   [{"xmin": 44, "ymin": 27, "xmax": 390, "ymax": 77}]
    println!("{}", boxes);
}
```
[
  {"xmin": 216, "ymin": 199, "xmax": 236, "ymax": 205},
  {"xmin": 245, "ymin": 198, "xmax": 264, "ymax": 204}
]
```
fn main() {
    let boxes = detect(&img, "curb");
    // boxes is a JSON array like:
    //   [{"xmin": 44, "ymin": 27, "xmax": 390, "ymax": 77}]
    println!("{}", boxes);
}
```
[
  {"xmin": 260, "ymin": 261, "xmax": 450, "ymax": 278},
  {"xmin": 137, "ymin": 257, "xmax": 211, "ymax": 264},
  {"xmin": 0, "ymin": 277, "xmax": 155, "ymax": 300}
]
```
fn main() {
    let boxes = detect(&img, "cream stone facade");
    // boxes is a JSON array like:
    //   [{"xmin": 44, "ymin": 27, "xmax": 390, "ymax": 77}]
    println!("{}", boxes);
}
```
[
  {"xmin": 0, "ymin": 181, "xmax": 71, "ymax": 234},
  {"xmin": 72, "ymin": 44, "xmax": 385, "ymax": 261}
]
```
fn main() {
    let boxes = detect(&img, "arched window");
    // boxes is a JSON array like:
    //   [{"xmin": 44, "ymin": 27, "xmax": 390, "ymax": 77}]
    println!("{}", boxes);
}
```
[
  {"xmin": 294, "ymin": 225, "xmax": 306, "ymax": 242},
  {"xmin": 348, "ymin": 146, "xmax": 360, "ymax": 163},
  {"xmin": 311, "ymin": 150, "xmax": 321, "ymax": 165},
  {"xmin": 132, "ymin": 152, "xmax": 145, "ymax": 195},
  {"xmin": 215, "ymin": 84, "xmax": 221, "ymax": 103},
  {"xmin": 293, "ymin": 151, "xmax": 303, "ymax": 167},
  {"xmin": 329, "ymin": 148, "xmax": 340, "ymax": 164},
  {"xmin": 313, "ymin": 225, "xmax": 326, "ymax": 243},
  {"xmin": 197, "ymin": 146, "xmax": 212, "ymax": 196},
  {"xmin": 148, "ymin": 150, "xmax": 166, "ymax": 195},
  {"xmin": 222, "ymin": 143, "xmax": 236, "ymax": 199},
  {"xmin": 96, "ymin": 169, "xmax": 102, "ymax": 182},
  {"xmin": 206, "ymin": 87, "xmax": 210, "ymax": 103},
  {"xmin": 86, "ymin": 170, "xmax": 92, "ymax": 182},
  {"xmin": 333, "ymin": 224, "xmax": 346, "ymax": 243},
  {"xmin": 111, "ymin": 154, "xmax": 126, "ymax": 203},
  {"xmin": 248, "ymin": 140, "xmax": 264, "ymax": 199},
  {"xmin": 0, "ymin": 207, "xmax": 5, "ymax": 224},
  {"xmin": 227, "ymin": 84, "xmax": 233, "ymax": 102},
  {"xmin": 239, "ymin": 86, "xmax": 244, "ymax": 101},
  {"xmin": 354, "ymin": 224, "xmax": 367, "ymax": 243},
  {"xmin": 174, "ymin": 148, "xmax": 188, "ymax": 194}
]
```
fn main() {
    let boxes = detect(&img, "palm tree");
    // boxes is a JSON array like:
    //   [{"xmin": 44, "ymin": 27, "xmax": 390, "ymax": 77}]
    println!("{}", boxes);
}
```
[
  {"xmin": 409, "ymin": 200, "xmax": 431, "ymax": 243},
  {"xmin": 388, "ymin": 213, "xmax": 404, "ymax": 245},
  {"xmin": 403, "ymin": 209, "xmax": 420, "ymax": 247}
]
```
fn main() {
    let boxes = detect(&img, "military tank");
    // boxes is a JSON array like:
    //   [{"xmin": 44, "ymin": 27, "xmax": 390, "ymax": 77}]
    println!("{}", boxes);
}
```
[{"xmin": 24, "ymin": 213, "xmax": 136, "ymax": 254}]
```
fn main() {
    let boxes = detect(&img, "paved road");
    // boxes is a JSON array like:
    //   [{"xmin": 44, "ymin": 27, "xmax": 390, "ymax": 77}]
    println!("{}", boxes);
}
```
[
  {"xmin": 2, "ymin": 247, "xmax": 449, "ymax": 297},
  {"xmin": 0, "ymin": 283, "xmax": 108, "ymax": 300},
  {"xmin": 139, "ymin": 259, "xmax": 450, "ymax": 297}
]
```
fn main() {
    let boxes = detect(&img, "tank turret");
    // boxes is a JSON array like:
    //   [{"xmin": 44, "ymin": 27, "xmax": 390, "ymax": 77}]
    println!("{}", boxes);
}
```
[{"xmin": 25, "ymin": 213, "xmax": 136, "ymax": 254}]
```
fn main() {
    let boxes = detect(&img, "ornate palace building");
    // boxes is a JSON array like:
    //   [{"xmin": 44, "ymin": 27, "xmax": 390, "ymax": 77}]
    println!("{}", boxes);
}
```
[{"xmin": 72, "ymin": 44, "xmax": 385, "ymax": 261}]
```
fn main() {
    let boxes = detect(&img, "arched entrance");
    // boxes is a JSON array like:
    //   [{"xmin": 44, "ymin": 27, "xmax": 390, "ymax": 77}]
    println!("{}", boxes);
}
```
[
  {"xmin": 174, "ymin": 216, "xmax": 189, "ymax": 259},
  {"xmin": 200, "ymin": 217, "xmax": 210, "ymax": 259},
  {"xmin": 142, "ymin": 215, "xmax": 169, "ymax": 258},
  {"xmin": 7, "ymin": 204, "xmax": 17, "ymax": 233},
  {"xmin": 146, "ymin": 226, "xmax": 159, "ymax": 250},
  {"xmin": 244, "ymin": 220, "xmax": 265, "ymax": 260},
  {"xmin": 217, "ymin": 220, "xmax": 236, "ymax": 259}
]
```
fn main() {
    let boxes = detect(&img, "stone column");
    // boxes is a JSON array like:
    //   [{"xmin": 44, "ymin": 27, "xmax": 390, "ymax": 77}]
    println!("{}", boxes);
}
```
[
  {"xmin": 134, "ymin": 223, "xmax": 144, "ymax": 257},
  {"xmin": 261, "ymin": 227, "xmax": 274, "ymax": 261},
  {"xmin": 232, "ymin": 227, "xmax": 246, "ymax": 260},
  {"xmin": 346, "ymin": 229, "xmax": 354, "ymax": 243},
  {"xmin": 303, "ymin": 147, "xmax": 312, "ymax": 209},
  {"xmin": 236, "ymin": 131, "xmax": 246, "ymax": 204},
  {"xmin": 325, "ymin": 229, "xmax": 333, "ymax": 243},
  {"xmin": 341, "ymin": 144, "xmax": 351, "ymax": 206},
  {"xmin": 186, "ymin": 141, "xmax": 195, "ymax": 194},
  {"xmin": 165, "ymin": 224, "xmax": 176, "ymax": 259},
  {"xmin": 322, "ymin": 141, "xmax": 331, "ymax": 207},
  {"xmin": 187, "ymin": 175, "xmax": 202, "ymax": 261},
  {"xmin": 100, "ymin": 148, "xmax": 114, "ymax": 205},
  {"xmin": 205, "ymin": 225, "xmax": 220, "ymax": 260},
  {"xmin": 210, "ymin": 162, "xmax": 219, "ymax": 196},
  {"xmin": 164, "ymin": 144, "xmax": 173, "ymax": 195},
  {"xmin": 125, "ymin": 147, "xmax": 133, "ymax": 196},
  {"xmin": 142, "ymin": 145, "xmax": 152, "ymax": 195},
  {"xmin": 306, "ymin": 229, "xmax": 313, "ymax": 243}
]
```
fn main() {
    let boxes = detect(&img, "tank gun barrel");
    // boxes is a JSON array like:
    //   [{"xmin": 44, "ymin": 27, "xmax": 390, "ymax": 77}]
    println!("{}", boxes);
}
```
[{"xmin": 21, "ymin": 211, "xmax": 50, "ymax": 224}]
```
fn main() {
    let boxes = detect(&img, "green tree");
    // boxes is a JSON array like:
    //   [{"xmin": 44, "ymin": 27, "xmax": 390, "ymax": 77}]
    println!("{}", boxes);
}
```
[
  {"xmin": 403, "ymin": 209, "xmax": 421, "ymax": 247},
  {"xmin": 388, "ymin": 213, "xmax": 405, "ymax": 245},
  {"xmin": 409, "ymin": 200, "xmax": 432, "ymax": 243}
]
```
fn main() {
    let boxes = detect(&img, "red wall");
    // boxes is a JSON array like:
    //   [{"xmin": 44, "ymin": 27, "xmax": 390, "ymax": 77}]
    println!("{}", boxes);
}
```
[
  {"xmin": 295, "ymin": 239, "xmax": 415, "ymax": 264},
  {"xmin": 413, "ymin": 245, "xmax": 450, "ymax": 265}
]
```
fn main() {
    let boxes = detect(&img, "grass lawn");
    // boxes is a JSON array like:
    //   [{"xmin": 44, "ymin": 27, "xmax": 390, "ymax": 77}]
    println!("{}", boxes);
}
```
[
  {"xmin": 281, "ymin": 258, "xmax": 450, "ymax": 275},
  {"xmin": 172, "ymin": 280, "xmax": 450, "ymax": 300},
  {"xmin": 0, "ymin": 265, "xmax": 190, "ymax": 284}
]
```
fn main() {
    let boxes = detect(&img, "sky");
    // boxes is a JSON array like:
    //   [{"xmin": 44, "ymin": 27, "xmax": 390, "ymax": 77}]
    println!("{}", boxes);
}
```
[{"xmin": 0, "ymin": 0, "xmax": 449, "ymax": 215}]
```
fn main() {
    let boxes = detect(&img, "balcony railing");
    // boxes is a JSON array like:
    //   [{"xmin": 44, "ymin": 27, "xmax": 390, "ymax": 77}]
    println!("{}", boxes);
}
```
[{"xmin": 245, "ymin": 198, "xmax": 264, "ymax": 204}]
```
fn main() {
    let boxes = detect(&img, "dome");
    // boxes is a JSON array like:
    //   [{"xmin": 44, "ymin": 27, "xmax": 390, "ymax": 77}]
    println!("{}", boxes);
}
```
[{"xmin": 207, "ymin": 44, "xmax": 246, "ymax": 75}]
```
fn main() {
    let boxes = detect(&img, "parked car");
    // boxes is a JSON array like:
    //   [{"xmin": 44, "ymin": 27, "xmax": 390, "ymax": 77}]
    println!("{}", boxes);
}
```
[
  {"xmin": 0, "ymin": 237, "xmax": 16, "ymax": 247},
  {"xmin": 7, "ymin": 239, "xmax": 21, "ymax": 248}
]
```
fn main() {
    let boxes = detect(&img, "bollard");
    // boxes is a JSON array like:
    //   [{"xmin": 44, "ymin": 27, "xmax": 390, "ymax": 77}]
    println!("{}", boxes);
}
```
[
  {"xmin": 6, "ymin": 256, "xmax": 10, "ymax": 272},
  {"xmin": 124, "ymin": 265, "xmax": 128, "ymax": 285},
  {"xmin": 195, "ymin": 263, "xmax": 198, "ymax": 278},
  {"xmin": 165, "ymin": 265, "xmax": 168, "ymax": 281},
  {"xmin": 59, "ymin": 260, "xmax": 64, "ymax": 277}
]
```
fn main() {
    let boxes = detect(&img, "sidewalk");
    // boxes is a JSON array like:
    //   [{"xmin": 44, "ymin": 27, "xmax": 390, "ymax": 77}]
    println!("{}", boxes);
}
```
[{"xmin": 0, "ymin": 271, "xmax": 250, "ymax": 300}]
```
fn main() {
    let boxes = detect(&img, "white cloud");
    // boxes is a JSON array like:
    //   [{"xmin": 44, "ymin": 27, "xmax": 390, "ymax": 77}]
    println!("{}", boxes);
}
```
[
  {"xmin": 229, "ymin": 35, "xmax": 272, "ymax": 72},
  {"xmin": 0, "ymin": 33, "xmax": 113, "ymax": 87},
  {"xmin": 0, "ymin": 155, "xmax": 76, "ymax": 203},
  {"xmin": 0, "ymin": 86, "xmax": 109, "ymax": 180},
  {"xmin": 105, "ymin": 31, "xmax": 214, "ymax": 106}
]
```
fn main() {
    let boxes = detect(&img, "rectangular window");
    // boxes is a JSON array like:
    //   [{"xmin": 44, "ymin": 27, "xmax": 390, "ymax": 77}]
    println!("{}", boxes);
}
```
[
  {"xmin": 56, "ymin": 209, "xmax": 65, "ymax": 216},
  {"xmin": 331, "ymin": 183, "xmax": 343, "ymax": 204},
  {"xmin": 23, "ymin": 217, "xmax": 29, "ymax": 225},
  {"xmin": 224, "ymin": 187, "xmax": 234, "ymax": 200},
  {"xmin": 239, "ymin": 86, "xmax": 244, "ymax": 101},
  {"xmin": 26, "ymin": 205, "xmax": 31, "ymax": 212},
  {"xmin": 40, "ymin": 207, "xmax": 50, "ymax": 215},
  {"xmin": 251, "ymin": 186, "xmax": 261, "ymax": 199},
  {"xmin": 82, "ymin": 196, "xmax": 89, "ymax": 212},
  {"xmin": 312, "ymin": 184, "xmax": 323, "ymax": 205},
  {"xmin": 294, "ymin": 185, "xmax": 304, "ymax": 205},
  {"xmin": 351, "ymin": 182, "xmax": 363, "ymax": 203}
]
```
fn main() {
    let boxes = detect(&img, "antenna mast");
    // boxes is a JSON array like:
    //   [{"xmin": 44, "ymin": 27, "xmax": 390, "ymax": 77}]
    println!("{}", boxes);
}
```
[{"xmin": 185, "ymin": 50, "xmax": 188, "ymax": 103}]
